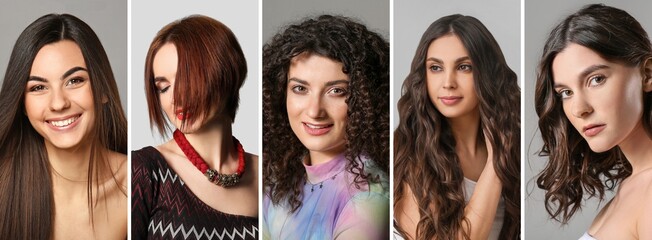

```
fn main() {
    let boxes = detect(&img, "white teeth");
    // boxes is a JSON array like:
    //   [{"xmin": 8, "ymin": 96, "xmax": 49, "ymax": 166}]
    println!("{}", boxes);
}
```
[
  {"xmin": 306, "ymin": 123, "xmax": 328, "ymax": 129},
  {"xmin": 49, "ymin": 116, "xmax": 79, "ymax": 127}
]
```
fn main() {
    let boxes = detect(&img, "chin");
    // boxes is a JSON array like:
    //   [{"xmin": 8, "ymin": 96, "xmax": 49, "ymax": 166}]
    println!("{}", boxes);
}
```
[{"xmin": 586, "ymin": 140, "xmax": 617, "ymax": 153}]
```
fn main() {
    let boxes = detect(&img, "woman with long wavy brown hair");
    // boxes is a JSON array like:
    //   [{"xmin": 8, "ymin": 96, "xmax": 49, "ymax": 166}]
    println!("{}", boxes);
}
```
[
  {"xmin": 262, "ymin": 15, "xmax": 389, "ymax": 239},
  {"xmin": 535, "ymin": 4, "xmax": 652, "ymax": 239},
  {"xmin": 394, "ymin": 14, "xmax": 520, "ymax": 240}
]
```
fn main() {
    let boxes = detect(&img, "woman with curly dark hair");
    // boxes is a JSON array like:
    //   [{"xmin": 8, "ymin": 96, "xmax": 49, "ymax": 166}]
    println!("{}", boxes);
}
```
[
  {"xmin": 535, "ymin": 4, "xmax": 652, "ymax": 239},
  {"xmin": 262, "ymin": 15, "xmax": 389, "ymax": 239},
  {"xmin": 393, "ymin": 14, "xmax": 521, "ymax": 240}
]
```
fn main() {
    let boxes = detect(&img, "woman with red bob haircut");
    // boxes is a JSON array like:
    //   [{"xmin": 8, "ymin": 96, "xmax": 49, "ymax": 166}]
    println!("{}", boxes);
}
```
[{"xmin": 131, "ymin": 15, "xmax": 258, "ymax": 240}]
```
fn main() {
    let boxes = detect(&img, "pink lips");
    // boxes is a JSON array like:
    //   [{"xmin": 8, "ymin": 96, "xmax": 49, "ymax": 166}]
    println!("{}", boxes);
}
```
[
  {"xmin": 303, "ymin": 122, "xmax": 333, "ymax": 136},
  {"xmin": 583, "ymin": 124, "xmax": 606, "ymax": 137},
  {"xmin": 439, "ymin": 96, "xmax": 463, "ymax": 105},
  {"xmin": 45, "ymin": 114, "xmax": 82, "ymax": 131}
]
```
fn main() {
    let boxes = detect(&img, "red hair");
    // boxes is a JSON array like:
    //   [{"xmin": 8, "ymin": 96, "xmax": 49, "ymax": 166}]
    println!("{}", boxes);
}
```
[{"xmin": 144, "ymin": 15, "xmax": 247, "ymax": 135}]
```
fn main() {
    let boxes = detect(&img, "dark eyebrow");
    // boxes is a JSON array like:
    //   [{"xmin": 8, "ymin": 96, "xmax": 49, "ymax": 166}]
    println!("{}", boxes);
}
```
[
  {"xmin": 553, "ymin": 64, "xmax": 609, "ymax": 88},
  {"xmin": 28, "ymin": 76, "xmax": 47, "ymax": 82},
  {"xmin": 288, "ymin": 78, "xmax": 348, "ymax": 87},
  {"xmin": 28, "ymin": 66, "xmax": 87, "ymax": 82},
  {"xmin": 425, "ymin": 56, "xmax": 471, "ymax": 64},
  {"xmin": 61, "ymin": 66, "xmax": 87, "ymax": 80},
  {"xmin": 154, "ymin": 76, "xmax": 168, "ymax": 82},
  {"xmin": 288, "ymin": 78, "xmax": 308, "ymax": 85},
  {"xmin": 324, "ymin": 79, "xmax": 349, "ymax": 87}
]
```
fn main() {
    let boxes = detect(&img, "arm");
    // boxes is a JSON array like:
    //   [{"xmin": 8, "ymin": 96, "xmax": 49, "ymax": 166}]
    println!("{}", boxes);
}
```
[
  {"xmin": 461, "ymin": 133, "xmax": 502, "ymax": 240},
  {"xmin": 333, "ymin": 192, "xmax": 389, "ymax": 240},
  {"xmin": 131, "ymin": 150, "xmax": 156, "ymax": 239}
]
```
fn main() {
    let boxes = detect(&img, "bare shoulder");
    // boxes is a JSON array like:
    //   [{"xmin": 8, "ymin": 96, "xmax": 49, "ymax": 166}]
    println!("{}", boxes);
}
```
[{"xmin": 107, "ymin": 150, "xmax": 128, "ymax": 191}]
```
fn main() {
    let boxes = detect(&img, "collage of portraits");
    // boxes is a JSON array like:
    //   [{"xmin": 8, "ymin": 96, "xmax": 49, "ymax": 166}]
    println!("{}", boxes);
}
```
[{"xmin": 0, "ymin": 0, "xmax": 650, "ymax": 239}]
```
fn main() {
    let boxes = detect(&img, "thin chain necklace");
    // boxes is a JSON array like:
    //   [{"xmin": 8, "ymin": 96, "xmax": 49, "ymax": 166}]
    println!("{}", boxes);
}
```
[
  {"xmin": 305, "ymin": 169, "xmax": 344, "ymax": 192},
  {"xmin": 173, "ymin": 129, "xmax": 245, "ymax": 187}
]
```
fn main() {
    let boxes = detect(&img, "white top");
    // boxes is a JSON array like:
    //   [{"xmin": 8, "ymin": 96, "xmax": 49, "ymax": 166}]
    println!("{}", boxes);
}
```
[
  {"xmin": 393, "ymin": 178, "xmax": 504, "ymax": 239},
  {"xmin": 579, "ymin": 232, "xmax": 597, "ymax": 240}
]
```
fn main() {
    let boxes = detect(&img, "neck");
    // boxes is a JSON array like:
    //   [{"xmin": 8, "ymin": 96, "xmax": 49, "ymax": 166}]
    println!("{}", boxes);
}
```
[
  {"xmin": 619, "ymin": 121, "xmax": 652, "ymax": 176},
  {"xmin": 181, "ymin": 118, "xmax": 237, "ymax": 172},
  {"xmin": 307, "ymin": 147, "xmax": 345, "ymax": 166},
  {"xmin": 45, "ymin": 140, "xmax": 92, "ymax": 183},
  {"xmin": 448, "ymin": 109, "xmax": 483, "ymax": 154}
]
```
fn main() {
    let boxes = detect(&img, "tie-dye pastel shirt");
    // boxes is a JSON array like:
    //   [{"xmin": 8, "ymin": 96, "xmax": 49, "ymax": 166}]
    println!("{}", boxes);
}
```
[{"xmin": 263, "ymin": 153, "xmax": 389, "ymax": 240}]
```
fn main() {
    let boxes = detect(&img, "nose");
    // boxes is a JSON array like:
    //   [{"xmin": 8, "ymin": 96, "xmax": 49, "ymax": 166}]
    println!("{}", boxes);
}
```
[
  {"xmin": 570, "ymin": 96, "xmax": 593, "ymax": 118},
  {"xmin": 306, "ymin": 94, "xmax": 326, "ymax": 119},
  {"xmin": 49, "ymin": 89, "xmax": 71, "ymax": 111},
  {"xmin": 443, "ymin": 71, "xmax": 457, "ymax": 89}
]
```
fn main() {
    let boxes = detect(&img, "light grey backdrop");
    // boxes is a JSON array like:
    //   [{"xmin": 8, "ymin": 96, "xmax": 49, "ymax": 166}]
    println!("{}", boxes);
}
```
[
  {"xmin": 524, "ymin": 1, "xmax": 652, "ymax": 239},
  {"xmin": 130, "ymin": 1, "xmax": 259, "ymax": 152},
  {"xmin": 263, "ymin": 0, "xmax": 389, "ymax": 44},
  {"xmin": 0, "ymin": 0, "xmax": 127, "ymax": 113},
  {"xmin": 393, "ymin": 0, "xmax": 521, "ymax": 130}
]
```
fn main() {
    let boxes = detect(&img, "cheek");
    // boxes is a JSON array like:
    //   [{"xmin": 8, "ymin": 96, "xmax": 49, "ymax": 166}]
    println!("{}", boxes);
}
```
[
  {"xmin": 23, "ymin": 96, "xmax": 43, "ymax": 120},
  {"xmin": 425, "ymin": 74, "xmax": 438, "ymax": 96},
  {"xmin": 285, "ymin": 94, "xmax": 302, "ymax": 120}
]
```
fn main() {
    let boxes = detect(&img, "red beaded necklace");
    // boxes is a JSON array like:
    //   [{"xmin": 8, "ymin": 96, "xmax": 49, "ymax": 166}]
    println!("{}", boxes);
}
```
[{"xmin": 173, "ymin": 129, "xmax": 245, "ymax": 187}]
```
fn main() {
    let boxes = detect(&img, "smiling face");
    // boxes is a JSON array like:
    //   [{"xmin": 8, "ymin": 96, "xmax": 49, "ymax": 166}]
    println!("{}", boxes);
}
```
[
  {"xmin": 286, "ymin": 53, "xmax": 349, "ymax": 163},
  {"xmin": 425, "ymin": 34, "xmax": 479, "ymax": 121},
  {"xmin": 152, "ymin": 43, "xmax": 217, "ymax": 133},
  {"xmin": 25, "ymin": 40, "xmax": 95, "ymax": 150},
  {"xmin": 552, "ymin": 43, "xmax": 648, "ymax": 152}
]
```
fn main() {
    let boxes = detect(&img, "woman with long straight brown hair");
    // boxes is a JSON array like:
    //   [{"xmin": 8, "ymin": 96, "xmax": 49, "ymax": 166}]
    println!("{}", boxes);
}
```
[
  {"xmin": 393, "ymin": 14, "xmax": 520, "ymax": 239},
  {"xmin": 535, "ymin": 4, "xmax": 652, "ymax": 239},
  {"xmin": 0, "ymin": 14, "xmax": 127, "ymax": 239},
  {"xmin": 131, "ymin": 15, "xmax": 258, "ymax": 240}
]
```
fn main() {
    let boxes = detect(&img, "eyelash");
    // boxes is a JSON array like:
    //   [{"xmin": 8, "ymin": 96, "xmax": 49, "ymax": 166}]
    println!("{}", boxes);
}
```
[
  {"xmin": 66, "ymin": 77, "xmax": 85, "ymax": 86},
  {"xmin": 427, "ymin": 64, "xmax": 473, "ymax": 72},
  {"xmin": 29, "ymin": 85, "xmax": 46, "ymax": 92},
  {"xmin": 290, "ymin": 85, "xmax": 348, "ymax": 96},
  {"xmin": 158, "ymin": 86, "xmax": 170, "ymax": 94},
  {"xmin": 556, "ymin": 75, "xmax": 606, "ymax": 99}
]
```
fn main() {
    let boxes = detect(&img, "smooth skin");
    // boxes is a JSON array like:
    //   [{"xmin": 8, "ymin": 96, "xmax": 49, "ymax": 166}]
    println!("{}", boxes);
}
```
[
  {"xmin": 26, "ymin": 40, "xmax": 127, "ymax": 240},
  {"xmin": 394, "ymin": 34, "xmax": 502, "ymax": 240},
  {"xmin": 552, "ymin": 43, "xmax": 652, "ymax": 239},
  {"xmin": 152, "ymin": 43, "xmax": 258, "ymax": 218},
  {"xmin": 286, "ymin": 52, "xmax": 349, "ymax": 166}
]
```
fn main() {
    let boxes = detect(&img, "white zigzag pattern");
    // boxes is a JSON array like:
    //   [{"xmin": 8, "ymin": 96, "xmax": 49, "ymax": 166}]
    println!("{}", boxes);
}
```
[
  {"xmin": 148, "ymin": 220, "xmax": 258, "ymax": 240},
  {"xmin": 152, "ymin": 168, "xmax": 185, "ymax": 185}
]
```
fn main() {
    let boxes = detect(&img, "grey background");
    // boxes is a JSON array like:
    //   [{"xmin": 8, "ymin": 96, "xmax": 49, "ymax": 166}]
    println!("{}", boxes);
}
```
[
  {"xmin": 393, "ymin": 0, "xmax": 521, "ymax": 130},
  {"xmin": 131, "ymin": 1, "xmax": 259, "ymax": 152},
  {"xmin": 525, "ymin": 1, "xmax": 652, "ymax": 239},
  {"xmin": 0, "ymin": 0, "xmax": 127, "ymax": 113},
  {"xmin": 263, "ymin": 0, "xmax": 389, "ymax": 44}
]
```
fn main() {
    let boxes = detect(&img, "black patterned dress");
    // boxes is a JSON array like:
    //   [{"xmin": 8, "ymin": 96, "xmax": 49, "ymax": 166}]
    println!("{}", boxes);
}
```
[{"xmin": 131, "ymin": 147, "xmax": 258, "ymax": 240}]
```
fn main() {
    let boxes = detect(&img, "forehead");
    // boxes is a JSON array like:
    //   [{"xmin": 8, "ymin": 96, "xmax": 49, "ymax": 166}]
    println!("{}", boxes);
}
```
[
  {"xmin": 287, "ymin": 53, "xmax": 348, "ymax": 82},
  {"xmin": 153, "ymin": 43, "xmax": 178, "ymax": 79},
  {"xmin": 551, "ymin": 43, "xmax": 608, "ymax": 84},
  {"xmin": 30, "ymin": 40, "xmax": 86, "ymax": 76},
  {"xmin": 426, "ymin": 34, "xmax": 469, "ymax": 59}
]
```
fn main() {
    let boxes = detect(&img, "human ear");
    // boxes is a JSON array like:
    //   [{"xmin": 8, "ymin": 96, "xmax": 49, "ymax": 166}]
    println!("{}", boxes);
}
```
[{"xmin": 643, "ymin": 58, "xmax": 652, "ymax": 92}]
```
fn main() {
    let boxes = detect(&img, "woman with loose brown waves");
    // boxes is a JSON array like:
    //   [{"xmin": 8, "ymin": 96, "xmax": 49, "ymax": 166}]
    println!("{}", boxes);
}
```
[
  {"xmin": 262, "ymin": 15, "xmax": 389, "ymax": 239},
  {"xmin": 535, "ymin": 4, "xmax": 652, "ymax": 239},
  {"xmin": 394, "ymin": 14, "xmax": 520, "ymax": 239},
  {"xmin": 0, "ymin": 14, "xmax": 127, "ymax": 239},
  {"xmin": 131, "ymin": 15, "xmax": 258, "ymax": 240}
]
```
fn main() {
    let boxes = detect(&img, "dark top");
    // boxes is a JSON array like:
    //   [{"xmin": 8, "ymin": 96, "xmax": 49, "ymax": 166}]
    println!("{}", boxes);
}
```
[{"xmin": 131, "ymin": 146, "xmax": 258, "ymax": 240}]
